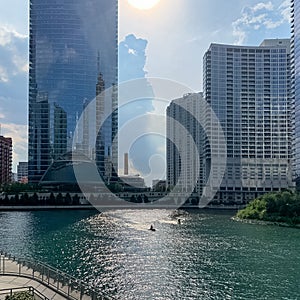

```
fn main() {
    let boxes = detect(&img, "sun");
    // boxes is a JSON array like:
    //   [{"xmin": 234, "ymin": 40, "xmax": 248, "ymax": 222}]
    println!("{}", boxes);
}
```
[{"xmin": 128, "ymin": 0, "xmax": 160, "ymax": 10}]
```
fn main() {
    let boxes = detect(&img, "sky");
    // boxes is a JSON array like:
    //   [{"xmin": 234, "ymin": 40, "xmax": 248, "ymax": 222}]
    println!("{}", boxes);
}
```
[{"xmin": 0, "ymin": 0, "xmax": 291, "ymax": 184}]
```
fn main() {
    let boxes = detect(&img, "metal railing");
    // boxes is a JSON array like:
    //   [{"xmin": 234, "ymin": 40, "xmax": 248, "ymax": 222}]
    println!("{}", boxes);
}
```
[
  {"xmin": 0, "ymin": 251, "xmax": 114, "ymax": 300},
  {"xmin": 0, "ymin": 286, "xmax": 49, "ymax": 300}
]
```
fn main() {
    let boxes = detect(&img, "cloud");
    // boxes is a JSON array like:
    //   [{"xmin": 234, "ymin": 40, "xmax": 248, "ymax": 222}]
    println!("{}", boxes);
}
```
[
  {"xmin": 0, "ymin": 25, "xmax": 28, "ymax": 78},
  {"xmin": 119, "ymin": 34, "xmax": 168, "ymax": 185},
  {"xmin": 279, "ymin": 0, "xmax": 291, "ymax": 23},
  {"xmin": 0, "ymin": 24, "xmax": 28, "ymax": 169},
  {"xmin": 232, "ymin": 1, "xmax": 291, "ymax": 45},
  {"xmin": 0, "ymin": 24, "xmax": 28, "ymax": 125},
  {"xmin": 0, "ymin": 25, "xmax": 27, "ymax": 46},
  {"xmin": 119, "ymin": 34, "xmax": 149, "ymax": 81},
  {"xmin": 0, "ymin": 65, "xmax": 9, "ymax": 83},
  {"xmin": 252, "ymin": 2, "xmax": 273, "ymax": 12}
]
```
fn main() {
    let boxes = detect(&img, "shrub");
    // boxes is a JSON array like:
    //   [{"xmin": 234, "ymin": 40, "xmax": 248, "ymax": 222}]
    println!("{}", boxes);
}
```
[{"xmin": 5, "ymin": 291, "xmax": 34, "ymax": 300}]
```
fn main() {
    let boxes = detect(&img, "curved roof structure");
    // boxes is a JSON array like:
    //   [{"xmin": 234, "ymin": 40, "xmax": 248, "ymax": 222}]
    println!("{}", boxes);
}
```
[{"xmin": 40, "ymin": 152, "xmax": 100, "ymax": 185}]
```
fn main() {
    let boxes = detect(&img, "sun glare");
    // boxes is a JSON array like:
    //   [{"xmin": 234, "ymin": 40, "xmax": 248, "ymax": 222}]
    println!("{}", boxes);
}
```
[{"xmin": 128, "ymin": 0, "xmax": 160, "ymax": 10}]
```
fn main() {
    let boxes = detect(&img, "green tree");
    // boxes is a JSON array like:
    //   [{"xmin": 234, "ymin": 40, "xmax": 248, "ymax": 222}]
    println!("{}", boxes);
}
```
[
  {"xmin": 49, "ymin": 192, "xmax": 55, "ymax": 205},
  {"xmin": 73, "ymin": 194, "xmax": 80, "ymax": 205},
  {"xmin": 65, "ymin": 193, "xmax": 72, "ymax": 205}
]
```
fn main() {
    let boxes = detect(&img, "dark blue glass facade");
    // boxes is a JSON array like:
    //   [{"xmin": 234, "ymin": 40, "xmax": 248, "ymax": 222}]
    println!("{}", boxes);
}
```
[
  {"xmin": 292, "ymin": 0, "xmax": 300, "ymax": 179},
  {"xmin": 28, "ymin": 0, "xmax": 118, "ymax": 183}
]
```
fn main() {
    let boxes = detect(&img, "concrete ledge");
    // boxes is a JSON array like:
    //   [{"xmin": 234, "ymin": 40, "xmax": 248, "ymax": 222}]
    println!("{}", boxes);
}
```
[{"xmin": 0, "ymin": 206, "xmax": 95, "ymax": 211}]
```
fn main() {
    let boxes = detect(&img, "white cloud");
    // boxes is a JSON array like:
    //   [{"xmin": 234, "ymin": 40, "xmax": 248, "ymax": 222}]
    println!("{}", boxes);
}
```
[
  {"xmin": 128, "ymin": 48, "xmax": 137, "ymax": 55},
  {"xmin": 252, "ymin": 2, "xmax": 274, "ymax": 12},
  {"xmin": 0, "ymin": 25, "xmax": 27, "ymax": 46},
  {"xmin": 0, "ymin": 65, "xmax": 9, "ymax": 82},
  {"xmin": 0, "ymin": 24, "xmax": 28, "ymax": 82},
  {"xmin": 279, "ymin": 0, "xmax": 291, "ymax": 23},
  {"xmin": 232, "ymin": 0, "xmax": 291, "ymax": 45},
  {"xmin": 264, "ymin": 19, "xmax": 283, "ymax": 29}
]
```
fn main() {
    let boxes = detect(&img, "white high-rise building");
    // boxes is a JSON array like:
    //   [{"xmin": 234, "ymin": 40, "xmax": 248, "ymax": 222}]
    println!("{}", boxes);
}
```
[
  {"xmin": 204, "ymin": 39, "xmax": 293, "ymax": 204},
  {"xmin": 167, "ymin": 39, "xmax": 294, "ymax": 206},
  {"xmin": 291, "ymin": 0, "xmax": 300, "ymax": 184},
  {"xmin": 166, "ymin": 93, "xmax": 204, "ymax": 195}
]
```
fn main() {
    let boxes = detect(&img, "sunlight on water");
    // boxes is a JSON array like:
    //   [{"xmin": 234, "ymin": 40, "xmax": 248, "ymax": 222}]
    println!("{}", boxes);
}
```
[{"xmin": 0, "ymin": 209, "xmax": 299, "ymax": 299}]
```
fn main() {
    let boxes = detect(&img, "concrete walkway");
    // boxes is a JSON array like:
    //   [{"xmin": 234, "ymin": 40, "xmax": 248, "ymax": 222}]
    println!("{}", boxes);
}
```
[
  {"xmin": 0, "ymin": 275, "xmax": 67, "ymax": 299},
  {"xmin": 0, "ymin": 254, "xmax": 105, "ymax": 300}
]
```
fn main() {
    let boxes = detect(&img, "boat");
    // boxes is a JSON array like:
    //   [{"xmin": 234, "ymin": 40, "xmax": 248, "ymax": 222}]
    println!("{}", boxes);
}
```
[{"xmin": 149, "ymin": 225, "xmax": 156, "ymax": 231}]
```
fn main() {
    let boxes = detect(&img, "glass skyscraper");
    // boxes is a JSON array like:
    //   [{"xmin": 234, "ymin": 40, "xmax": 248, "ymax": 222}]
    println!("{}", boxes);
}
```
[
  {"xmin": 292, "ymin": 0, "xmax": 300, "ymax": 181},
  {"xmin": 28, "ymin": 0, "xmax": 118, "ymax": 183}
]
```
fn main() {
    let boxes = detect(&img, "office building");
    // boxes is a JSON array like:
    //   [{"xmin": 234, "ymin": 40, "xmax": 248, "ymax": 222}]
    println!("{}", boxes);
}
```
[
  {"xmin": 202, "ymin": 40, "xmax": 293, "ymax": 203},
  {"xmin": 0, "ymin": 136, "xmax": 12, "ymax": 184},
  {"xmin": 17, "ymin": 162, "xmax": 28, "ymax": 183},
  {"xmin": 166, "ymin": 93, "xmax": 204, "ymax": 195},
  {"xmin": 28, "ymin": 0, "xmax": 118, "ymax": 183},
  {"xmin": 291, "ymin": 0, "xmax": 300, "ymax": 183}
]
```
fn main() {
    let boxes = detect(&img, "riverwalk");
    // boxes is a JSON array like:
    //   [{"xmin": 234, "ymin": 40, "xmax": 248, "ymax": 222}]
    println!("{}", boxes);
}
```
[{"xmin": 0, "ymin": 252, "xmax": 112, "ymax": 300}]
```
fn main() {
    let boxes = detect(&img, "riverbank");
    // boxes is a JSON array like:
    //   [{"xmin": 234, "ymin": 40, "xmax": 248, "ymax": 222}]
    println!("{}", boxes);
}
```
[
  {"xmin": 0, "ymin": 205, "xmax": 96, "ymax": 211},
  {"xmin": 0, "ymin": 204, "xmax": 244, "ymax": 212},
  {"xmin": 232, "ymin": 216, "xmax": 300, "ymax": 228}
]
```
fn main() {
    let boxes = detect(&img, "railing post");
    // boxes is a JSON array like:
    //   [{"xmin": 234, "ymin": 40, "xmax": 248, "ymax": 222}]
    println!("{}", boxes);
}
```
[
  {"xmin": 57, "ymin": 271, "xmax": 59, "ymax": 290},
  {"xmin": 80, "ymin": 283, "xmax": 83, "ymax": 300},
  {"xmin": 42, "ymin": 265, "xmax": 44, "ymax": 282},
  {"xmin": 67, "ymin": 281, "xmax": 70, "ymax": 297}
]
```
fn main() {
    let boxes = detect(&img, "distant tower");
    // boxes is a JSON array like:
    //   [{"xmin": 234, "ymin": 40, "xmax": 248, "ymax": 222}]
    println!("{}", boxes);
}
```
[
  {"xmin": 124, "ymin": 153, "xmax": 129, "ymax": 175},
  {"xmin": 17, "ymin": 162, "xmax": 28, "ymax": 183},
  {"xmin": 0, "ymin": 135, "xmax": 12, "ymax": 184}
]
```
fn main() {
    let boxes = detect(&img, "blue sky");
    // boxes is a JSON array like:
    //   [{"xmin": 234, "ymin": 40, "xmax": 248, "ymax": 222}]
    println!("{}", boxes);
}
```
[{"xmin": 0, "ymin": 0, "xmax": 291, "ymax": 179}]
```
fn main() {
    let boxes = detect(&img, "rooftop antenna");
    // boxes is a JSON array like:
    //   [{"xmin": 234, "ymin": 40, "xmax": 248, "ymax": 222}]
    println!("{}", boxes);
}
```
[{"xmin": 97, "ymin": 50, "xmax": 102, "ymax": 74}]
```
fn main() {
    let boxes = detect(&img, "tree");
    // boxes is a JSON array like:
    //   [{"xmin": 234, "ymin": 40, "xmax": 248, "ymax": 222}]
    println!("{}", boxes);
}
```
[
  {"xmin": 13, "ymin": 194, "xmax": 19, "ymax": 205},
  {"xmin": 89, "ymin": 194, "xmax": 95, "ymax": 203},
  {"xmin": 73, "ymin": 194, "xmax": 80, "ymax": 205},
  {"xmin": 65, "ymin": 193, "xmax": 72, "ymax": 205},
  {"xmin": 20, "ymin": 193, "xmax": 29, "ymax": 205},
  {"xmin": 49, "ymin": 192, "xmax": 55, "ymax": 205},
  {"xmin": 56, "ymin": 193, "xmax": 64, "ymax": 205},
  {"xmin": 143, "ymin": 194, "xmax": 149, "ymax": 203},
  {"xmin": 31, "ymin": 193, "xmax": 39, "ymax": 205},
  {"xmin": 130, "ymin": 195, "xmax": 136, "ymax": 203}
]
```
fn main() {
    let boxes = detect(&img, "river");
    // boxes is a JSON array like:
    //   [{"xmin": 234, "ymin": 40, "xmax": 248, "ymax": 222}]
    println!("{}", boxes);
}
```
[{"xmin": 0, "ymin": 209, "xmax": 299, "ymax": 299}]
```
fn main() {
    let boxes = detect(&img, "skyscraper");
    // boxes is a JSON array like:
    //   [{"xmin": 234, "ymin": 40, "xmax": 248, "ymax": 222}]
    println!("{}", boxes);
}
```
[
  {"xmin": 0, "ymin": 136, "xmax": 12, "ymax": 184},
  {"xmin": 28, "ymin": 0, "xmax": 118, "ymax": 183},
  {"xmin": 202, "ymin": 39, "xmax": 293, "ymax": 204},
  {"xmin": 167, "ymin": 39, "xmax": 294, "ymax": 206},
  {"xmin": 291, "ymin": 0, "xmax": 300, "ymax": 183},
  {"xmin": 166, "ymin": 93, "xmax": 204, "ymax": 195},
  {"xmin": 17, "ymin": 162, "xmax": 28, "ymax": 183}
]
